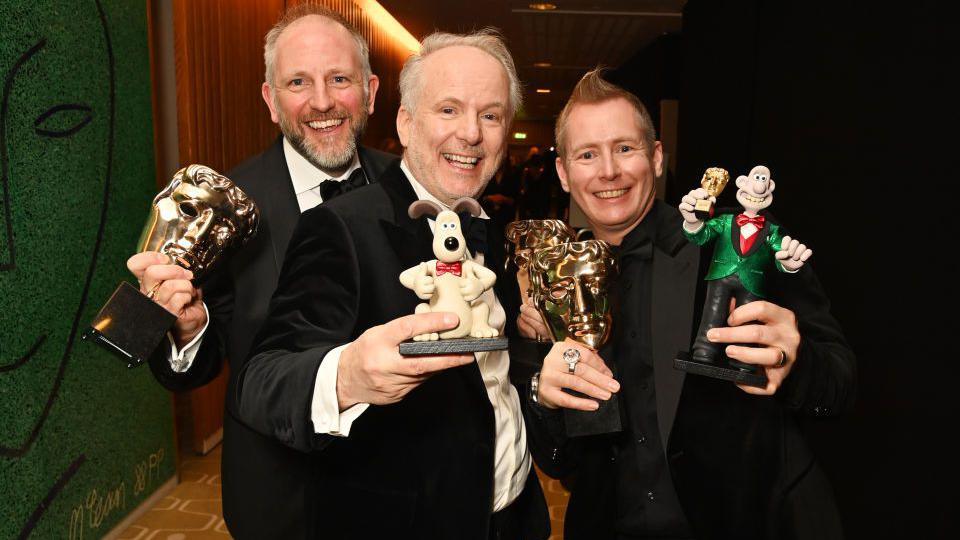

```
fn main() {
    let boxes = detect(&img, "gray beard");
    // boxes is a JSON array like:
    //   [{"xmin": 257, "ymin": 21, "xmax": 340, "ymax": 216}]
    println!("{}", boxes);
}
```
[{"xmin": 276, "ymin": 103, "xmax": 369, "ymax": 172}]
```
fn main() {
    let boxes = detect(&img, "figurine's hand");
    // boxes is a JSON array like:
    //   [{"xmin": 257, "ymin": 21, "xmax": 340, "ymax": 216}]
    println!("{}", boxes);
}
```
[
  {"xmin": 412, "ymin": 273, "xmax": 435, "ymax": 299},
  {"xmin": 517, "ymin": 303, "xmax": 550, "ymax": 341},
  {"xmin": 336, "ymin": 312, "xmax": 474, "ymax": 410},
  {"xmin": 459, "ymin": 277, "xmax": 484, "ymax": 301},
  {"xmin": 127, "ymin": 251, "xmax": 207, "ymax": 349},
  {"xmin": 706, "ymin": 300, "xmax": 801, "ymax": 396},
  {"xmin": 775, "ymin": 235, "xmax": 813, "ymax": 272},
  {"xmin": 679, "ymin": 187, "xmax": 714, "ymax": 224},
  {"xmin": 537, "ymin": 339, "xmax": 620, "ymax": 410}
]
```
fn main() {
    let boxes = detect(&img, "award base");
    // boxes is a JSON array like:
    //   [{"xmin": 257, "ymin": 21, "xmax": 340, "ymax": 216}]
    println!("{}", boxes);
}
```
[
  {"xmin": 83, "ymin": 281, "xmax": 176, "ymax": 368},
  {"xmin": 693, "ymin": 199, "xmax": 715, "ymax": 221},
  {"xmin": 563, "ymin": 390, "xmax": 622, "ymax": 437},
  {"xmin": 674, "ymin": 351, "xmax": 767, "ymax": 388},
  {"xmin": 399, "ymin": 336, "xmax": 509, "ymax": 355}
]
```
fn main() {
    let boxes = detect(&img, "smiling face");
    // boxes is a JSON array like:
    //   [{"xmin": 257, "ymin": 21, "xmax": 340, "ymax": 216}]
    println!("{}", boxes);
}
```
[
  {"xmin": 397, "ymin": 46, "xmax": 510, "ymax": 206},
  {"xmin": 736, "ymin": 165, "xmax": 775, "ymax": 214},
  {"xmin": 262, "ymin": 15, "xmax": 378, "ymax": 176},
  {"xmin": 556, "ymin": 98, "xmax": 663, "ymax": 245}
]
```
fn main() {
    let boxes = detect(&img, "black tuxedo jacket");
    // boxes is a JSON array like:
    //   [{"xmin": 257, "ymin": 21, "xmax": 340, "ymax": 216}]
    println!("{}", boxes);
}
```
[
  {"xmin": 522, "ymin": 205, "xmax": 856, "ymax": 540},
  {"xmin": 148, "ymin": 137, "xmax": 395, "ymax": 539},
  {"xmin": 233, "ymin": 162, "xmax": 549, "ymax": 540}
]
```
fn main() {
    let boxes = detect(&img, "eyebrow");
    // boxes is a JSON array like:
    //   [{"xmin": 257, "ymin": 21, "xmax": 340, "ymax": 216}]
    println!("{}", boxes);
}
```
[
  {"xmin": 569, "ymin": 137, "xmax": 644, "ymax": 155},
  {"xmin": 436, "ymin": 97, "xmax": 506, "ymax": 110}
]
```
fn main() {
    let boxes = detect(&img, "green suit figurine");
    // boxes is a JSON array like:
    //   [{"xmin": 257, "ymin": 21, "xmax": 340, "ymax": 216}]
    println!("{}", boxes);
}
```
[{"xmin": 676, "ymin": 165, "xmax": 813, "ymax": 385}]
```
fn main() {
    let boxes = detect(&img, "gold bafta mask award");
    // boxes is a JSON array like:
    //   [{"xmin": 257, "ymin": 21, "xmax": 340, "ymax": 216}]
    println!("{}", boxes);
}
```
[
  {"xmin": 504, "ymin": 219, "xmax": 576, "ymax": 335},
  {"xmin": 530, "ymin": 239, "xmax": 621, "ymax": 436},
  {"xmin": 694, "ymin": 167, "xmax": 730, "ymax": 220},
  {"xmin": 84, "ymin": 164, "xmax": 259, "ymax": 367}
]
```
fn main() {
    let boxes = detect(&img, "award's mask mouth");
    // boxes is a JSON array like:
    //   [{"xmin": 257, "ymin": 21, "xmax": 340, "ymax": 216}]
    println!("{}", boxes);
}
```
[
  {"xmin": 138, "ymin": 164, "xmax": 259, "ymax": 279},
  {"xmin": 530, "ymin": 240, "xmax": 617, "ymax": 349}
]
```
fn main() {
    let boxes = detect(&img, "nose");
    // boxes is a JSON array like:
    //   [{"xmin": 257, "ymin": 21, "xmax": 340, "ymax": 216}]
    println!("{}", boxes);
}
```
[
  {"xmin": 456, "ymin": 114, "xmax": 482, "ymax": 146},
  {"xmin": 444, "ymin": 237, "xmax": 460, "ymax": 251},
  {"xmin": 751, "ymin": 179, "xmax": 767, "ymax": 194},
  {"xmin": 571, "ymin": 279, "xmax": 593, "ymax": 318},
  {"xmin": 307, "ymin": 83, "xmax": 335, "ymax": 112},
  {"xmin": 598, "ymin": 151, "xmax": 620, "ymax": 182}
]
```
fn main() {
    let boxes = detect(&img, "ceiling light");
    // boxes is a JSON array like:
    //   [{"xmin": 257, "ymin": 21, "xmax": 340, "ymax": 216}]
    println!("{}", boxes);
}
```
[
  {"xmin": 528, "ymin": 3, "xmax": 557, "ymax": 10},
  {"xmin": 533, "ymin": 62, "xmax": 552, "ymax": 68},
  {"xmin": 536, "ymin": 88, "xmax": 551, "ymax": 94}
]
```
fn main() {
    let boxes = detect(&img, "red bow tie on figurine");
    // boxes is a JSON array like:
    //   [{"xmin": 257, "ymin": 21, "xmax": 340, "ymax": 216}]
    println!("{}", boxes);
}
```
[
  {"xmin": 735, "ymin": 213, "xmax": 765, "ymax": 229},
  {"xmin": 435, "ymin": 261, "xmax": 463, "ymax": 277}
]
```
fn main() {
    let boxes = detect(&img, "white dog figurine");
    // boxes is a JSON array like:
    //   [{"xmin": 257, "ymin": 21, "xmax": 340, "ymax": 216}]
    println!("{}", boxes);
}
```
[{"xmin": 400, "ymin": 198, "xmax": 499, "ymax": 341}]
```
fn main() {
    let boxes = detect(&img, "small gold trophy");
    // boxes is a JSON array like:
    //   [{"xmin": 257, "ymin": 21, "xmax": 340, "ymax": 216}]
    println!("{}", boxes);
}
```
[
  {"xmin": 505, "ymin": 219, "xmax": 576, "ymax": 305},
  {"xmin": 84, "ymin": 165, "xmax": 259, "ymax": 367},
  {"xmin": 530, "ymin": 240, "xmax": 621, "ymax": 436},
  {"xmin": 694, "ymin": 167, "xmax": 730, "ymax": 220}
]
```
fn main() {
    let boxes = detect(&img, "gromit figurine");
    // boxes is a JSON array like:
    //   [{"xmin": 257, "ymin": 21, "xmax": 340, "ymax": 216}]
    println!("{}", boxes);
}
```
[
  {"xmin": 400, "ymin": 198, "xmax": 499, "ymax": 342},
  {"xmin": 675, "ymin": 165, "xmax": 813, "ymax": 385}
]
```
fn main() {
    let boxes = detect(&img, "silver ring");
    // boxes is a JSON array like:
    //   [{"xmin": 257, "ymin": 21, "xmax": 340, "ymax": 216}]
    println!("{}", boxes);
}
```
[
  {"xmin": 563, "ymin": 348, "xmax": 581, "ymax": 374},
  {"xmin": 774, "ymin": 347, "xmax": 787, "ymax": 368},
  {"xmin": 530, "ymin": 372, "xmax": 540, "ymax": 404}
]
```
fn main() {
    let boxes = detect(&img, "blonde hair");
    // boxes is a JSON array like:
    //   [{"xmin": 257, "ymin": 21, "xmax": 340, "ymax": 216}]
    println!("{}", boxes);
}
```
[
  {"xmin": 263, "ymin": 4, "xmax": 371, "ymax": 86},
  {"xmin": 555, "ymin": 68, "xmax": 656, "ymax": 158},
  {"xmin": 399, "ymin": 28, "xmax": 522, "ymax": 118}
]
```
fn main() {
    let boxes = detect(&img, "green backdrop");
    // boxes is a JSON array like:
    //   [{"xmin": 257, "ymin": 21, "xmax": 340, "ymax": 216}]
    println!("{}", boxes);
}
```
[{"xmin": 0, "ymin": 1, "xmax": 177, "ymax": 538}]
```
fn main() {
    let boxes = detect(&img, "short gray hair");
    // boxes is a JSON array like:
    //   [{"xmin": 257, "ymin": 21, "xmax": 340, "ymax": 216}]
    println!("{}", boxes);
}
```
[
  {"xmin": 399, "ymin": 29, "xmax": 522, "ymax": 118},
  {"xmin": 263, "ymin": 4, "xmax": 371, "ymax": 87}
]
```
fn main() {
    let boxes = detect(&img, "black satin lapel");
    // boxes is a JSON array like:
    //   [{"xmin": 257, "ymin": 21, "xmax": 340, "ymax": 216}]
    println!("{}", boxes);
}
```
[
  {"xmin": 381, "ymin": 219, "xmax": 434, "ymax": 271},
  {"xmin": 260, "ymin": 138, "xmax": 300, "ymax": 273},
  {"xmin": 730, "ymin": 215, "xmax": 745, "ymax": 257},
  {"xmin": 651, "ymin": 242, "xmax": 699, "ymax": 448}
]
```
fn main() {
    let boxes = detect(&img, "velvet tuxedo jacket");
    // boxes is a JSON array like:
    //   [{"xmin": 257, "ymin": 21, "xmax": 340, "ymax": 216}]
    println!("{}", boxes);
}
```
[
  {"xmin": 233, "ymin": 161, "xmax": 549, "ymax": 540},
  {"xmin": 148, "ymin": 136, "xmax": 396, "ymax": 539},
  {"xmin": 522, "ymin": 204, "xmax": 856, "ymax": 540}
]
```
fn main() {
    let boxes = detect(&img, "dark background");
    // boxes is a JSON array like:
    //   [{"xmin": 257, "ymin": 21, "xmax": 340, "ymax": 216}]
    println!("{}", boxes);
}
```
[{"xmin": 611, "ymin": 1, "xmax": 954, "ymax": 537}]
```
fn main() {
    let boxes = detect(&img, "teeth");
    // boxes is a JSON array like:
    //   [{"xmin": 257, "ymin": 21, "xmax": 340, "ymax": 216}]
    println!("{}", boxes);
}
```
[
  {"xmin": 307, "ymin": 118, "xmax": 344, "ymax": 130},
  {"xmin": 443, "ymin": 153, "xmax": 480, "ymax": 169},
  {"xmin": 595, "ymin": 188, "xmax": 627, "ymax": 199},
  {"xmin": 741, "ymin": 192, "xmax": 766, "ymax": 204}
]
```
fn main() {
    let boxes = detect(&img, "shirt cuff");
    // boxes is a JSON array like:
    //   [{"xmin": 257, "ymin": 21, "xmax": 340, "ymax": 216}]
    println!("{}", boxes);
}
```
[
  {"xmin": 682, "ymin": 220, "xmax": 704, "ymax": 234},
  {"xmin": 311, "ymin": 343, "xmax": 370, "ymax": 437},
  {"xmin": 167, "ymin": 302, "xmax": 210, "ymax": 373}
]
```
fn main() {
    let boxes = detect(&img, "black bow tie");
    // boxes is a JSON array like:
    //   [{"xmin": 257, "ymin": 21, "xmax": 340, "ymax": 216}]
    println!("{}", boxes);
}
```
[
  {"xmin": 459, "ymin": 213, "xmax": 488, "ymax": 257},
  {"xmin": 319, "ymin": 167, "xmax": 367, "ymax": 202}
]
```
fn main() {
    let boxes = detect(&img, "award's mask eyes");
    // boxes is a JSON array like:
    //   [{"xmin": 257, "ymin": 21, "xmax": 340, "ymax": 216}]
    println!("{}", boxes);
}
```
[{"xmin": 549, "ymin": 277, "xmax": 575, "ymax": 303}]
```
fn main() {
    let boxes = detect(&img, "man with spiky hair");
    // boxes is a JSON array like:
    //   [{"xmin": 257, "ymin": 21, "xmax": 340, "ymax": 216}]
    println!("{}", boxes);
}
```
[
  {"xmin": 239, "ymin": 29, "xmax": 549, "ymax": 539},
  {"xmin": 519, "ymin": 69, "xmax": 855, "ymax": 540},
  {"xmin": 127, "ymin": 5, "xmax": 395, "ymax": 538}
]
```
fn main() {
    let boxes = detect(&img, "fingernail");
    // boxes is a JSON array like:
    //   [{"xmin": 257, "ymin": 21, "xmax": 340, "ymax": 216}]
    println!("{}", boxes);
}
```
[
  {"xmin": 707, "ymin": 329, "xmax": 719, "ymax": 341},
  {"xmin": 443, "ymin": 313, "xmax": 457, "ymax": 325},
  {"xmin": 590, "ymin": 401, "xmax": 599, "ymax": 410},
  {"xmin": 608, "ymin": 381, "xmax": 620, "ymax": 392}
]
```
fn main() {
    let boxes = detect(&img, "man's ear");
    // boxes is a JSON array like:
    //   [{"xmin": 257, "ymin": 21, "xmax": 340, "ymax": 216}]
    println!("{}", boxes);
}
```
[
  {"xmin": 366, "ymin": 74, "xmax": 380, "ymax": 115},
  {"xmin": 262, "ymin": 82, "xmax": 279, "ymax": 124},
  {"xmin": 396, "ymin": 106, "xmax": 411, "ymax": 148},
  {"xmin": 651, "ymin": 141, "xmax": 664, "ymax": 178},
  {"xmin": 555, "ymin": 156, "xmax": 570, "ymax": 193}
]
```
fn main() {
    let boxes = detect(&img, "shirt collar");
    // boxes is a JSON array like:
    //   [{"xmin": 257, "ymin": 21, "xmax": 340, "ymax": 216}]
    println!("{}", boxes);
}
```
[
  {"xmin": 283, "ymin": 137, "xmax": 361, "ymax": 195},
  {"xmin": 399, "ymin": 160, "xmax": 490, "ymax": 220}
]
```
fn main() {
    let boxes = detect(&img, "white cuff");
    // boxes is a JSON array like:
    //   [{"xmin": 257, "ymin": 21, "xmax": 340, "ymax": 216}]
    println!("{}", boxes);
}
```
[
  {"xmin": 167, "ymin": 302, "xmax": 210, "ymax": 373},
  {"xmin": 312, "ymin": 343, "xmax": 369, "ymax": 437},
  {"xmin": 683, "ymin": 220, "xmax": 705, "ymax": 234}
]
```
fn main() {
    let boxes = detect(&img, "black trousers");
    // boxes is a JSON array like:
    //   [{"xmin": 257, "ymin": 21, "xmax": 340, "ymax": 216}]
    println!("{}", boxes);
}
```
[{"xmin": 691, "ymin": 274, "xmax": 760, "ymax": 364}]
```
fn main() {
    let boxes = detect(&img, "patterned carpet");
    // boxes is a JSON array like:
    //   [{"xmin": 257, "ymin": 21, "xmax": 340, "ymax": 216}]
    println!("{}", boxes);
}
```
[{"xmin": 116, "ymin": 445, "xmax": 569, "ymax": 539}]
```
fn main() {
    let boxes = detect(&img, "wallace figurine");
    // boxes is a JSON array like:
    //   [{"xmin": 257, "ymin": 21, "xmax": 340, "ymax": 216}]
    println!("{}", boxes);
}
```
[{"xmin": 674, "ymin": 165, "xmax": 813, "ymax": 386}]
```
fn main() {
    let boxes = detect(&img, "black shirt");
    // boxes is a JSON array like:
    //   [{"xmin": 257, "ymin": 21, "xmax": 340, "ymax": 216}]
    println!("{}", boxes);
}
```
[{"xmin": 605, "ymin": 201, "xmax": 693, "ymax": 538}]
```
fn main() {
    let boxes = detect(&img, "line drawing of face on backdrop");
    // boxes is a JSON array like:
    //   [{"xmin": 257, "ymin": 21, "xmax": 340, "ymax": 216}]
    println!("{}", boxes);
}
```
[{"xmin": 0, "ymin": 0, "xmax": 113, "ymax": 461}]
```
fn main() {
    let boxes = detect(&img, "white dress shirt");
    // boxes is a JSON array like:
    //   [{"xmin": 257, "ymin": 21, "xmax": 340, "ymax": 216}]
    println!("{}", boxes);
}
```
[
  {"xmin": 165, "ymin": 138, "xmax": 360, "ymax": 369},
  {"xmin": 312, "ymin": 161, "xmax": 531, "ymax": 511}
]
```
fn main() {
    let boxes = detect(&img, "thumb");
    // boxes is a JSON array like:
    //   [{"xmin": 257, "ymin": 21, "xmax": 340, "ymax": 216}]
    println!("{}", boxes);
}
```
[{"xmin": 385, "ymin": 312, "xmax": 460, "ymax": 343}]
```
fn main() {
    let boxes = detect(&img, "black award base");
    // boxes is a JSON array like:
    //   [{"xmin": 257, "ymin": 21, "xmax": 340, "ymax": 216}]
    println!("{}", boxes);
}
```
[
  {"xmin": 399, "ymin": 336, "xmax": 509, "ymax": 355},
  {"xmin": 562, "ymin": 389, "xmax": 622, "ymax": 437},
  {"xmin": 83, "ymin": 281, "xmax": 176, "ymax": 368},
  {"xmin": 674, "ymin": 351, "xmax": 767, "ymax": 388}
]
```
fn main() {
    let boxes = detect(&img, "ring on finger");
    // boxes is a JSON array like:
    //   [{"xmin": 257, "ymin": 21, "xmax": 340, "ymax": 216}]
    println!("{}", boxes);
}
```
[
  {"xmin": 563, "ymin": 348, "xmax": 581, "ymax": 374},
  {"xmin": 774, "ymin": 347, "xmax": 787, "ymax": 368}
]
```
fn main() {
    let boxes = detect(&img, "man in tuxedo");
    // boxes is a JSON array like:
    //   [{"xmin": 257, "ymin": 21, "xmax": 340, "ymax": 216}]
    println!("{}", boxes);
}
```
[
  {"xmin": 234, "ymin": 30, "xmax": 549, "ymax": 539},
  {"xmin": 126, "ymin": 5, "xmax": 394, "ymax": 538},
  {"xmin": 518, "ymin": 70, "xmax": 856, "ymax": 539}
]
